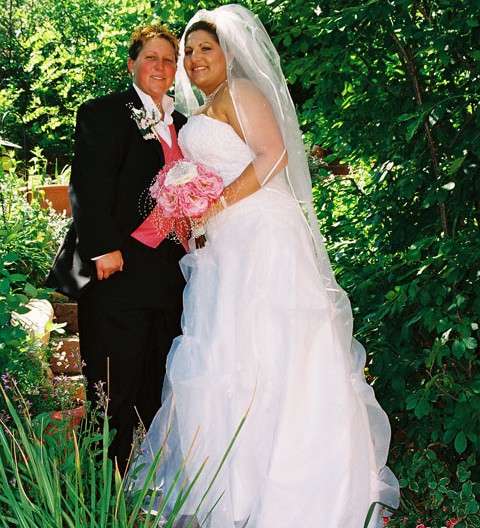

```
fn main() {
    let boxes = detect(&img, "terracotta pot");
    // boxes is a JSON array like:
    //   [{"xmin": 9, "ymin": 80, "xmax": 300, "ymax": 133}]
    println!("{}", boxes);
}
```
[
  {"xmin": 44, "ymin": 405, "xmax": 85, "ymax": 438},
  {"xmin": 324, "ymin": 163, "xmax": 351, "ymax": 176},
  {"xmin": 21, "ymin": 184, "xmax": 72, "ymax": 216},
  {"xmin": 50, "ymin": 405, "xmax": 85, "ymax": 427}
]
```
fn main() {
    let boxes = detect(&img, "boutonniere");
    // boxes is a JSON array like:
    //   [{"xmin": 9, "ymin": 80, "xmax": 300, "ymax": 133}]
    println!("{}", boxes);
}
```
[{"xmin": 127, "ymin": 103, "xmax": 159, "ymax": 140}]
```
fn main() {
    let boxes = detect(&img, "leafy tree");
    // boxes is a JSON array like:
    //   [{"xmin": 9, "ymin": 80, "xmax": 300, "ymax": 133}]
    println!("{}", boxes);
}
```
[
  {"xmin": 1, "ymin": 0, "xmax": 479, "ymax": 524},
  {"xmin": 1, "ymin": 0, "xmax": 156, "ymax": 167}
]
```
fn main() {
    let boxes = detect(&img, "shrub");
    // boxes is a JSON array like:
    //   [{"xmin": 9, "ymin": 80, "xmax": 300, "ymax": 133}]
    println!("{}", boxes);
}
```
[{"xmin": 312, "ymin": 166, "xmax": 479, "ymax": 528}]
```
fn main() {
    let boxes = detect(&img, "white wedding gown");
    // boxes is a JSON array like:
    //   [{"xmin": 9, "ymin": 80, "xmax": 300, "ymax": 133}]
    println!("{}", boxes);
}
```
[{"xmin": 131, "ymin": 114, "xmax": 399, "ymax": 527}]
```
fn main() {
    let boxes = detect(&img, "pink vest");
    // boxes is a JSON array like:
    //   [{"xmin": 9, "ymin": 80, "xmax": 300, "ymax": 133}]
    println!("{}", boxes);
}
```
[{"xmin": 131, "ymin": 125, "xmax": 190, "ymax": 251}]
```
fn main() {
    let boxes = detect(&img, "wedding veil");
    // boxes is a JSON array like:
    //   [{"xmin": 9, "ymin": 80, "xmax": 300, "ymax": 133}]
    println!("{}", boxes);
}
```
[{"xmin": 175, "ymin": 4, "xmax": 338, "ymax": 289}]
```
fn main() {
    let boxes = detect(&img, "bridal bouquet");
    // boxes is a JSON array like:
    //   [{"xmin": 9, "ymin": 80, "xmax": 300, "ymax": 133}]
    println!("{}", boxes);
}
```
[
  {"xmin": 133, "ymin": 159, "xmax": 223, "ymax": 249},
  {"xmin": 150, "ymin": 159, "xmax": 223, "ymax": 219}
]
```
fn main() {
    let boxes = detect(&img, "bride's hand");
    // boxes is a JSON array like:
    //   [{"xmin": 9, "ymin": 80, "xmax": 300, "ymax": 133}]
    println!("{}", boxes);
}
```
[
  {"xmin": 191, "ymin": 196, "xmax": 225, "ymax": 248},
  {"xmin": 190, "ymin": 216, "xmax": 207, "ymax": 248},
  {"xmin": 191, "ymin": 217, "xmax": 206, "ymax": 237}
]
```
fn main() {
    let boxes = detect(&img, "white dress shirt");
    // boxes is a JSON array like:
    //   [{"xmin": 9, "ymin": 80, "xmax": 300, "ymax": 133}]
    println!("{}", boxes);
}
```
[{"xmin": 132, "ymin": 83, "xmax": 174, "ymax": 147}]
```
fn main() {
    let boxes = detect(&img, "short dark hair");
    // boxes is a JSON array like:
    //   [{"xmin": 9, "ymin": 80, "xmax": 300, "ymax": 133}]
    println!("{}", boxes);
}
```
[
  {"xmin": 184, "ymin": 20, "xmax": 219, "ymax": 44},
  {"xmin": 128, "ymin": 23, "xmax": 179, "ymax": 60}
]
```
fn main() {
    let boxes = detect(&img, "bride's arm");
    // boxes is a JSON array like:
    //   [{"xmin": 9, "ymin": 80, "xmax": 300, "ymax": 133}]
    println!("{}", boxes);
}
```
[{"xmin": 202, "ymin": 80, "xmax": 288, "ymax": 220}]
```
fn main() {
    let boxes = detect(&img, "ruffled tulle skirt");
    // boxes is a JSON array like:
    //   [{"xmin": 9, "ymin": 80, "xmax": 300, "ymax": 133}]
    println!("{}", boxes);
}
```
[{"xmin": 130, "ymin": 187, "xmax": 399, "ymax": 528}]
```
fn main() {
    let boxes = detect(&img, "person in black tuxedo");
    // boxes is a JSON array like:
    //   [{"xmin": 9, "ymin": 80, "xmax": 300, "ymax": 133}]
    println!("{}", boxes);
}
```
[{"xmin": 48, "ymin": 24, "xmax": 187, "ymax": 475}]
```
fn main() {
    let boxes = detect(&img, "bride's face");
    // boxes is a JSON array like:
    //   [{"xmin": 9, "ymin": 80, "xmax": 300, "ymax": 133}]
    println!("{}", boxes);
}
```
[{"xmin": 183, "ymin": 30, "xmax": 227, "ymax": 95}]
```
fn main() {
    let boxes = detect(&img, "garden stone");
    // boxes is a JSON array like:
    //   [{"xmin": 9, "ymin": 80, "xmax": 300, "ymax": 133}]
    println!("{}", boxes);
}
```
[
  {"xmin": 50, "ymin": 336, "xmax": 83, "ymax": 375},
  {"xmin": 10, "ymin": 298, "xmax": 54, "ymax": 347},
  {"xmin": 53, "ymin": 301, "xmax": 78, "ymax": 334}
]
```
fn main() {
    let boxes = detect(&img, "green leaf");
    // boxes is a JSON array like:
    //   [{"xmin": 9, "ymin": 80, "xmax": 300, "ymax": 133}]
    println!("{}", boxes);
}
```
[
  {"xmin": 415, "ymin": 398, "xmax": 431, "ymax": 419},
  {"xmin": 465, "ymin": 500, "xmax": 479, "ymax": 514},
  {"xmin": 13, "ymin": 293, "xmax": 29, "ymax": 305},
  {"xmin": 8, "ymin": 273, "xmax": 28, "ymax": 282},
  {"xmin": 463, "ymin": 337, "xmax": 477, "ymax": 350},
  {"xmin": 448, "ymin": 156, "xmax": 466, "ymax": 176},
  {"xmin": 454, "ymin": 431, "xmax": 467, "ymax": 455},
  {"xmin": 13, "ymin": 306, "xmax": 31, "ymax": 314},
  {"xmin": 0, "ymin": 279, "xmax": 10, "ymax": 295},
  {"xmin": 461, "ymin": 481, "xmax": 473, "ymax": 499},
  {"xmin": 406, "ymin": 116, "xmax": 423, "ymax": 141},
  {"xmin": 397, "ymin": 112, "xmax": 418, "ymax": 123},
  {"xmin": 456, "ymin": 465, "xmax": 471, "ymax": 482},
  {"xmin": 444, "ymin": 428, "xmax": 457, "ymax": 445},
  {"xmin": 1, "ymin": 253, "xmax": 19, "ymax": 264},
  {"xmin": 452, "ymin": 339, "xmax": 466, "ymax": 358},
  {"xmin": 24, "ymin": 283, "xmax": 38, "ymax": 297}
]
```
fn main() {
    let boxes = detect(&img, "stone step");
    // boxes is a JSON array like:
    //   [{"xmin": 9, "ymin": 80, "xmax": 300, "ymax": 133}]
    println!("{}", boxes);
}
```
[
  {"xmin": 52, "ymin": 301, "xmax": 78, "ymax": 334},
  {"xmin": 50, "ymin": 336, "xmax": 83, "ymax": 375},
  {"xmin": 71, "ymin": 376, "xmax": 86, "ymax": 403}
]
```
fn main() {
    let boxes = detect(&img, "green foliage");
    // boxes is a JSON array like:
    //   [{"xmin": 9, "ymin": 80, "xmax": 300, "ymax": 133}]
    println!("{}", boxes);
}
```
[
  {"xmin": 312, "ymin": 165, "xmax": 479, "ymax": 526},
  {"xmin": 1, "ymin": 0, "xmax": 480, "ymax": 524},
  {"xmin": 272, "ymin": 0, "xmax": 479, "ymax": 242},
  {"xmin": 1, "ymin": 150, "xmax": 68, "ymax": 286},
  {"xmin": 0, "ymin": 388, "xmax": 148, "ymax": 527},
  {"xmin": 0, "ymin": 382, "xmax": 250, "ymax": 527},
  {"xmin": 280, "ymin": 1, "xmax": 480, "ymax": 524},
  {"xmin": 1, "ymin": 0, "xmax": 155, "ymax": 169},
  {"xmin": 0, "ymin": 149, "xmax": 71, "ymax": 420},
  {"xmin": 0, "ymin": 251, "xmax": 57, "ymax": 420}
]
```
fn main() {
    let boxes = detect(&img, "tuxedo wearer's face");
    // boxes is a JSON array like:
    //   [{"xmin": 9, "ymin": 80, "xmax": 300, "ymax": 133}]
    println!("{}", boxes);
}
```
[
  {"xmin": 183, "ymin": 30, "xmax": 227, "ymax": 95},
  {"xmin": 127, "ymin": 36, "xmax": 176, "ymax": 104}
]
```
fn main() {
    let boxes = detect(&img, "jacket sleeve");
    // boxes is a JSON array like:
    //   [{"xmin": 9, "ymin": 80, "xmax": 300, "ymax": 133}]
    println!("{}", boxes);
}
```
[{"xmin": 69, "ymin": 100, "xmax": 124, "ymax": 260}]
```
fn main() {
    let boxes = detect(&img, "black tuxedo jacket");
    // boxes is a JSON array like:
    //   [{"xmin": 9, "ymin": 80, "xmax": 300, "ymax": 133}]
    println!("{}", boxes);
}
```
[{"xmin": 46, "ymin": 86, "xmax": 187, "ymax": 301}]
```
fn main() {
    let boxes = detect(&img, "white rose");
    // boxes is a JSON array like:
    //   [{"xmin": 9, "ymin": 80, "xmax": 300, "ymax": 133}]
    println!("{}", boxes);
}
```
[{"xmin": 164, "ymin": 161, "xmax": 199, "ymax": 186}]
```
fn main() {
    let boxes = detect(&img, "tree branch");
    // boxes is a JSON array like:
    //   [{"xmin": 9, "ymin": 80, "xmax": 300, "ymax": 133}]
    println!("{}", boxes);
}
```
[{"xmin": 391, "ymin": 32, "xmax": 450, "ymax": 238}]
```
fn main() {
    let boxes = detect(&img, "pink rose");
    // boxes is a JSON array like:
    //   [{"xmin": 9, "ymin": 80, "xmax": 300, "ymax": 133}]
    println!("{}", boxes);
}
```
[
  {"xmin": 193, "ymin": 174, "xmax": 224, "ymax": 199},
  {"xmin": 157, "ymin": 190, "xmax": 180, "ymax": 217},
  {"xmin": 180, "ymin": 192, "xmax": 210, "ymax": 217}
]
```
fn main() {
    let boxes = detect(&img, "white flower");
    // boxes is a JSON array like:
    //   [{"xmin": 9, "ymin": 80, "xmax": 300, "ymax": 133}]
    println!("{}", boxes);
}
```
[
  {"xmin": 164, "ymin": 160, "xmax": 199, "ymax": 186},
  {"xmin": 127, "ymin": 103, "xmax": 160, "ymax": 140}
]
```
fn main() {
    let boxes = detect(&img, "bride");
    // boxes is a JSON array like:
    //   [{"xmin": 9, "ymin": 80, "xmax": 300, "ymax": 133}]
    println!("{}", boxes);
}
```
[{"xmin": 130, "ymin": 5, "xmax": 399, "ymax": 527}]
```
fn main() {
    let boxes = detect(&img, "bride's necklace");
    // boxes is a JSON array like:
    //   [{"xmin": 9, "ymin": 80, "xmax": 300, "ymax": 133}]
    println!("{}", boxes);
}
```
[{"xmin": 203, "ymin": 80, "xmax": 227, "ymax": 106}]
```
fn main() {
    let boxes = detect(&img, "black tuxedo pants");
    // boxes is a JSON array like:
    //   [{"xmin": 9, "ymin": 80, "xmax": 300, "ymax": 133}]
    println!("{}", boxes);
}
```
[{"xmin": 78, "ymin": 287, "xmax": 183, "ymax": 476}]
